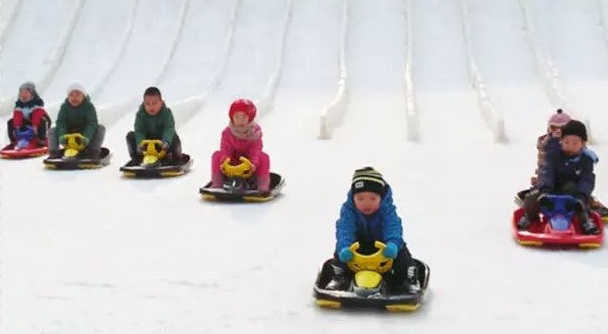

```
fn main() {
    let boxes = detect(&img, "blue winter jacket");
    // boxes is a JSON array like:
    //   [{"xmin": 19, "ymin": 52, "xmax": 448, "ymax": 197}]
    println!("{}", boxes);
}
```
[
  {"xmin": 335, "ymin": 186, "xmax": 405, "ymax": 252},
  {"xmin": 537, "ymin": 137, "xmax": 595, "ymax": 201}
]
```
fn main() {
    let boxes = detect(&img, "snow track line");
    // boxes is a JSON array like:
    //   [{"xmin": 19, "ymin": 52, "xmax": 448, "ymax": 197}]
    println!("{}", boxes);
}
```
[
  {"xmin": 36, "ymin": 0, "xmax": 85, "ymax": 95},
  {"xmin": 518, "ymin": 0, "xmax": 593, "ymax": 142},
  {"xmin": 253, "ymin": 0, "xmax": 293, "ymax": 117},
  {"xmin": 319, "ymin": 0, "xmax": 349, "ymax": 140},
  {"xmin": 459, "ymin": 0, "xmax": 506, "ymax": 143},
  {"xmin": 518, "ymin": 0, "xmax": 568, "ymax": 108},
  {"xmin": 169, "ymin": 0, "xmax": 241, "ymax": 125},
  {"xmin": 89, "ymin": 0, "xmax": 140, "ymax": 99},
  {"xmin": 0, "ymin": 0, "xmax": 23, "ymax": 48},
  {"xmin": 404, "ymin": 0, "xmax": 419, "ymax": 142},
  {"xmin": 96, "ymin": 0, "xmax": 190, "ymax": 127}
]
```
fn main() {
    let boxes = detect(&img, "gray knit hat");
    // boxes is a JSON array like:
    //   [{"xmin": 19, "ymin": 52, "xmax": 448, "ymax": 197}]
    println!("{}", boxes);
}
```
[{"xmin": 19, "ymin": 81, "xmax": 38, "ymax": 97}]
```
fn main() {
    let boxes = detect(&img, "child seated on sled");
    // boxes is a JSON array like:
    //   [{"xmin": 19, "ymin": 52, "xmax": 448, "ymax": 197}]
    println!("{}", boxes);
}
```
[
  {"xmin": 210, "ymin": 98, "xmax": 270, "ymax": 192},
  {"xmin": 518, "ymin": 120, "xmax": 600, "ymax": 235},
  {"xmin": 126, "ymin": 87, "xmax": 182, "ymax": 164},
  {"xmin": 325, "ymin": 167, "xmax": 420, "ymax": 294},
  {"xmin": 530, "ymin": 109, "xmax": 571, "ymax": 186},
  {"xmin": 529, "ymin": 109, "xmax": 606, "ymax": 216},
  {"xmin": 48, "ymin": 83, "xmax": 105, "ymax": 159},
  {"xmin": 7, "ymin": 82, "xmax": 51, "ymax": 147}
]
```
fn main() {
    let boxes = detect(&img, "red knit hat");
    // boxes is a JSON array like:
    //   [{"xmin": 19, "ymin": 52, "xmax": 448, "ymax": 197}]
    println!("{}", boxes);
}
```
[{"xmin": 229, "ymin": 99, "xmax": 256, "ymax": 122}]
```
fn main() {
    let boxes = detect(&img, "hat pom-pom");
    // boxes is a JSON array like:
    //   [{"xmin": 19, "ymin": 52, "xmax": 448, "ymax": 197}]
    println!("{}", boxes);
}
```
[{"xmin": 556, "ymin": 108, "xmax": 563, "ymax": 114}]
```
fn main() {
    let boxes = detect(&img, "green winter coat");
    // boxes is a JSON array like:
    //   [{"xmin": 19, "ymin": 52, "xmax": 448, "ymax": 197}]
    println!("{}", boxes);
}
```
[
  {"xmin": 55, "ymin": 96, "xmax": 99, "ymax": 140},
  {"xmin": 134, "ymin": 103, "xmax": 176, "ymax": 146}
]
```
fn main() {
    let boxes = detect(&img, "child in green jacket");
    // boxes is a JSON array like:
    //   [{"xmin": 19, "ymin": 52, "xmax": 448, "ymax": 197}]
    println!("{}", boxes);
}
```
[
  {"xmin": 126, "ymin": 87, "xmax": 182, "ymax": 163},
  {"xmin": 48, "ymin": 83, "xmax": 105, "ymax": 158}
]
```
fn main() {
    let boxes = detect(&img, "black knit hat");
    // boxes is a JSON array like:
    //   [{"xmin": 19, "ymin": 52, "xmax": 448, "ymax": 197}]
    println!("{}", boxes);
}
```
[
  {"xmin": 561, "ymin": 120, "xmax": 587, "ymax": 142},
  {"xmin": 351, "ymin": 167, "xmax": 386, "ymax": 197},
  {"xmin": 144, "ymin": 86, "xmax": 162, "ymax": 98}
]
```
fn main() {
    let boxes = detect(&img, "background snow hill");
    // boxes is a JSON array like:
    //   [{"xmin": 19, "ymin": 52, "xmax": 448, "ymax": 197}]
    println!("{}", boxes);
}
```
[{"xmin": 1, "ymin": 0, "xmax": 607, "ymax": 333}]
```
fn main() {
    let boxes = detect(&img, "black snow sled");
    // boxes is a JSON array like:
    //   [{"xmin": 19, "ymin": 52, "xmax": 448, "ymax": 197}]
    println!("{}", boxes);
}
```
[
  {"xmin": 120, "ymin": 154, "xmax": 192, "ymax": 178},
  {"xmin": 200, "ymin": 156, "xmax": 284, "ymax": 202},
  {"xmin": 120, "ymin": 139, "xmax": 192, "ymax": 178},
  {"xmin": 43, "ymin": 133, "xmax": 111, "ymax": 170},
  {"xmin": 44, "ymin": 148, "xmax": 111, "ymax": 170},
  {"xmin": 200, "ymin": 172, "xmax": 285, "ymax": 202},
  {"xmin": 313, "ymin": 242, "xmax": 430, "ymax": 312}
]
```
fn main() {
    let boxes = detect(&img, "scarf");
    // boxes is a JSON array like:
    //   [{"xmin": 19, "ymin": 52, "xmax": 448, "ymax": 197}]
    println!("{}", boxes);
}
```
[
  {"xmin": 15, "ymin": 95, "xmax": 44, "ymax": 108},
  {"xmin": 229, "ymin": 122, "xmax": 261, "ymax": 141}
]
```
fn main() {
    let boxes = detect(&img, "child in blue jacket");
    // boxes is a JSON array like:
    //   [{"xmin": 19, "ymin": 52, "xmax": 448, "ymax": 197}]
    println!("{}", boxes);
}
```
[
  {"xmin": 518, "ymin": 120, "xmax": 599, "ymax": 234},
  {"xmin": 325, "ymin": 167, "xmax": 420, "ymax": 294}
]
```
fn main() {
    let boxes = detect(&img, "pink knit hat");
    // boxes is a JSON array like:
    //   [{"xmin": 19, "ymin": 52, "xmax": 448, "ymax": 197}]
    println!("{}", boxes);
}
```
[{"xmin": 547, "ymin": 109, "xmax": 571, "ymax": 127}]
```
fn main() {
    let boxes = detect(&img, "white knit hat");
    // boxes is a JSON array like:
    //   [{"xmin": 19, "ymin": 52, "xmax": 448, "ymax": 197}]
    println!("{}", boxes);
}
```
[{"xmin": 66, "ymin": 82, "xmax": 88, "ymax": 96}]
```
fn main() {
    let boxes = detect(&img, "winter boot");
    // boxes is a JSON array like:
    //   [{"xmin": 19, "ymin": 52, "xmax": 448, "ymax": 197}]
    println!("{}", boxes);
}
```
[
  {"xmin": 37, "ymin": 137, "xmax": 48, "ymax": 148},
  {"xmin": 48, "ymin": 150, "xmax": 62, "ymax": 159},
  {"xmin": 211, "ymin": 172, "xmax": 224, "ymax": 188},
  {"xmin": 517, "ymin": 215, "xmax": 533, "ymax": 230},
  {"xmin": 257, "ymin": 174, "xmax": 270, "ymax": 193},
  {"xmin": 580, "ymin": 214, "xmax": 599, "ymax": 235},
  {"xmin": 86, "ymin": 148, "xmax": 101, "ymax": 160},
  {"xmin": 401, "ymin": 265, "xmax": 421, "ymax": 294},
  {"xmin": 325, "ymin": 264, "xmax": 351, "ymax": 291}
]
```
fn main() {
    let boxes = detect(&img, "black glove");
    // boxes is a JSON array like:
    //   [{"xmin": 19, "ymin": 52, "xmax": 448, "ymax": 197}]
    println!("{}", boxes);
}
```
[
  {"xmin": 573, "ymin": 195, "xmax": 587, "ymax": 212},
  {"xmin": 537, "ymin": 193, "xmax": 553, "ymax": 210},
  {"xmin": 137, "ymin": 142, "xmax": 146, "ymax": 153}
]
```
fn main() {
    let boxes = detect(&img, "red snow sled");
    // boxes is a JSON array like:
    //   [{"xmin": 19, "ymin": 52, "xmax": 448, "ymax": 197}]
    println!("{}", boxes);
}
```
[
  {"xmin": 1, "ymin": 127, "xmax": 48, "ymax": 159},
  {"xmin": 512, "ymin": 195, "xmax": 604, "ymax": 248},
  {"xmin": 1, "ymin": 143, "xmax": 48, "ymax": 159}
]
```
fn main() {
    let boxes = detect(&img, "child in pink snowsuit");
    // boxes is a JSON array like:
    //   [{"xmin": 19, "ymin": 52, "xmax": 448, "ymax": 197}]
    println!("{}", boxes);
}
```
[{"xmin": 211, "ymin": 99, "xmax": 271, "ymax": 192}]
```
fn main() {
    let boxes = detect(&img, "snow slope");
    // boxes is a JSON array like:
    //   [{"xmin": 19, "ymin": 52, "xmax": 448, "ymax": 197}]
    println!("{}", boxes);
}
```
[{"xmin": 1, "ymin": 1, "xmax": 608, "ymax": 333}]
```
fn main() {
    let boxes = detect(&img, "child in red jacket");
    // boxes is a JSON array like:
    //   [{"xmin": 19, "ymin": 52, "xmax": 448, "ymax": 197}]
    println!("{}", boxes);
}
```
[{"xmin": 6, "ymin": 82, "xmax": 51, "ymax": 147}]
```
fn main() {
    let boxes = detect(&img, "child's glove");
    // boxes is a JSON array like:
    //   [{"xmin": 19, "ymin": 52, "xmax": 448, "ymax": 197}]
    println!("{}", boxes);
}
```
[
  {"xmin": 338, "ymin": 247, "xmax": 353, "ymax": 263},
  {"xmin": 383, "ymin": 242, "xmax": 399, "ymax": 259}
]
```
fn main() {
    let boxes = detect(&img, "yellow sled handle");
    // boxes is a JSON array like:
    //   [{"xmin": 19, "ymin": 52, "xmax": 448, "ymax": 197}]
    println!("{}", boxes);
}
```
[
  {"xmin": 63, "ymin": 133, "xmax": 87, "ymax": 151},
  {"xmin": 139, "ymin": 139, "xmax": 167, "ymax": 166},
  {"xmin": 347, "ymin": 241, "xmax": 394, "ymax": 274},
  {"xmin": 222, "ymin": 156, "xmax": 254, "ymax": 178},
  {"xmin": 62, "ymin": 133, "xmax": 87, "ymax": 158}
]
